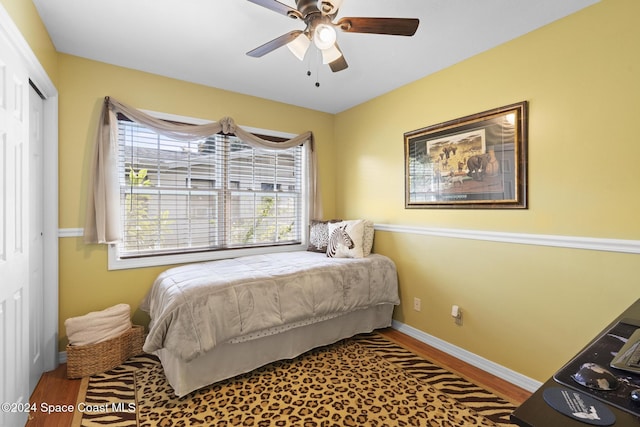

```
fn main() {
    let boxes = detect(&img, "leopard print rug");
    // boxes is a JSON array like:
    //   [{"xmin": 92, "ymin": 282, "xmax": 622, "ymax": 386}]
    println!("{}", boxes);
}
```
[{"xmin": 73, "ymin": 333, "xmax": 518, "ymax": 426}]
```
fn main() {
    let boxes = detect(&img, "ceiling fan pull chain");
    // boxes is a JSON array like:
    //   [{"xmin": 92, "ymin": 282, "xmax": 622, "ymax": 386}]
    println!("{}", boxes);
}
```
[
  {"xmin": 304, "ymin": 46, "xmax": 321, "ymax": 87},
  {"xmin": 315, "ymin": 47, "xmax": 321, "ymax": 87},
  {"xmin": 306, "ymin": 48, "xmax": 313, "ymax": 78}
]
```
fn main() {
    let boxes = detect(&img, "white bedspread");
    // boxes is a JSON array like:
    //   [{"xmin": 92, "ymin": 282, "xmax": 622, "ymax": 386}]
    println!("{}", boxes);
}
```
[{"xmin": 141, "ymin": 251, "xmax": 399, "ymax": 362}]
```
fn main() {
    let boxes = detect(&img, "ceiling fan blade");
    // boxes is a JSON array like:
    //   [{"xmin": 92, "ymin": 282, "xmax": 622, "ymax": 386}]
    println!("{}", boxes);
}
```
[
  {"xmin": 247, "ymin": 30, "xmax": 304, "ymax": 57},
  {"xmin": 328, "ymin": 44, "xmax": 348, "ymax": 72},
  {"xmin": 329, "ymin": 55, "xmax": 348, "ymax": 72},
  {"xmin": 246, "ymin": 0, "xmax": 302, "ymax": 19},
  {"xmin": 336, "ymin": 17, "xmax": 420, "ymax": 36}
]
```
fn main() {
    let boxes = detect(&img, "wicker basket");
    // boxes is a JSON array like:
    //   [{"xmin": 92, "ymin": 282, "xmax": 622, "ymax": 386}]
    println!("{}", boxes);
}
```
[{"xmin": 66, "ymin": 325, "xmax": 145, "ymax": 378}]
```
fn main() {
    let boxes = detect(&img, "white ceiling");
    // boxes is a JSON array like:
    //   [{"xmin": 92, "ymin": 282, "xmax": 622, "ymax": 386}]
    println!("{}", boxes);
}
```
[{"xmin": 33, "ymin": 0, "xmax": 598, "ymax": 114}]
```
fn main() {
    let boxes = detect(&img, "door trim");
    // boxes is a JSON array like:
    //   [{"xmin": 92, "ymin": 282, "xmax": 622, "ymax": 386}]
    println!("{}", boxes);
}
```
[{"xmin": 0, "ymin": 3, "xmax": 59, "ymax": 372}]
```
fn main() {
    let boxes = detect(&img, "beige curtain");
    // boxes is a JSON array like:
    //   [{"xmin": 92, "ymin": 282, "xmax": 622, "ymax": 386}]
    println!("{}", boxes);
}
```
[{"xmin": 84, "ymin": 96, "xmax": 321, "ymax": 244}]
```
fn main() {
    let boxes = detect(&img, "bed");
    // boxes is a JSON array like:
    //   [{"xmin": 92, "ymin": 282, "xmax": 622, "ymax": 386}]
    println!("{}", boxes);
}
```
[{"xmin": 140, "ymin": 250, "xmax": 399, "ymax": 397}]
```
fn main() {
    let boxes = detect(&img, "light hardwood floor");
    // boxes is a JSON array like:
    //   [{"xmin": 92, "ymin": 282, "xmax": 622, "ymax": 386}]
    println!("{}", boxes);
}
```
[
  {"xmin": 26, "ymin": 328, "xmax": 531, "ymax": 426},
  {"xmin": 377, "ymin": 328, "xmax": 532, "ymax": 404},
  {"xmin": 27, "ymin": 363, "xmax": 81, "ymax": 427}
]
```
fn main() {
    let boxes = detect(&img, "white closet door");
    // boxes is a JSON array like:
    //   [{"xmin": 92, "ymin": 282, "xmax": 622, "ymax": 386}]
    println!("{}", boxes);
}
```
[{"xmin": 0, "ymin": 31, "xmax": 31, "ymax": 427}]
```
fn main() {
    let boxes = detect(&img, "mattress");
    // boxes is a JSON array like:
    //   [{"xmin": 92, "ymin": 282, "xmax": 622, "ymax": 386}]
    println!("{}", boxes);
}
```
[{"xmin": 141, "ymin": 251, "xmax": 399, "ymax": 362}]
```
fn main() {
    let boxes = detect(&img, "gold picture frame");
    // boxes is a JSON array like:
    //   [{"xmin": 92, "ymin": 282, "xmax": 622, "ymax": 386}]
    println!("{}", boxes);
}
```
[{"xmin": 404, "ymin": 101, "xmax": 528, "ymax": 209}]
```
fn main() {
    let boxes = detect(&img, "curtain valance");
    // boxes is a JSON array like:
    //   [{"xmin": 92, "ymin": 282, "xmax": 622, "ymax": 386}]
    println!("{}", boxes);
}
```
[{"xmin": 84, "ymin": 96, "xmax": 321, "ymax": 244}]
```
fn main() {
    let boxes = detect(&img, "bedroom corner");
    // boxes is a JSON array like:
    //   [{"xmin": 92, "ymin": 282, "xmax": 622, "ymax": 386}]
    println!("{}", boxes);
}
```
[{"xmin": 332, "ymin": 0, "xmax": 640, "ymax": 384}]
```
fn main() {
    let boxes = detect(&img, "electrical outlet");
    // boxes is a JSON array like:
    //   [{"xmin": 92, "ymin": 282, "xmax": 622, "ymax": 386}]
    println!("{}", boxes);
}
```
[
  {"xmin": 455, "ymin": 313, "xmax": 463, "ymax": 326},
  {"xmin": 453, "ymin": 307, "xmax": 463, "ymax": 326},
  {"xmin": 413, "ymin": 297, "xmax": 421, "ymax": 312}
]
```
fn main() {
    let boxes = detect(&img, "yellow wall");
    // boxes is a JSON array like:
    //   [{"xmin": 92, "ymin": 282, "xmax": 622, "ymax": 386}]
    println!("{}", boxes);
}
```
[
  {"xmin": 0, "ymin": 0, "xmax": 58, "ymax": 83},
  {"xmin": 334, "ymin": 0, "xmax": 640, "ymax": 381},
  {"xmin": 56, "ymin": 54, "xmax": 336, "ymax": 343}
]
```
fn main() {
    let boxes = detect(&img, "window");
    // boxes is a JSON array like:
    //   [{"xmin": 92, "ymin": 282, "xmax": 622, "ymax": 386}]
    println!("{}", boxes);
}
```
[{"xmin": 109, "ymin": 114, "xmax": 308, "ymax": 269}]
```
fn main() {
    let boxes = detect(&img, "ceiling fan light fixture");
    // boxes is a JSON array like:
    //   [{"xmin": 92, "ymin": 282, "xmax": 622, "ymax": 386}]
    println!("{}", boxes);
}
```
[
  {"xmin": 287, "ymin": 33, "xmax": 311, "ymax": 61},
  {"xmin": 321, "ymin": 44, "xmax": 342, "ymax": 64},
  {"xmin": 320, "ymin": 0, "xmax": 343, "ymax": 15},
  {"xmin": 313, "ymin": 24, "xmax": 337, "ymax": 50},
  {"xmin": 246, "ymin": 0, "xmax": 420, "ymax": 74}
]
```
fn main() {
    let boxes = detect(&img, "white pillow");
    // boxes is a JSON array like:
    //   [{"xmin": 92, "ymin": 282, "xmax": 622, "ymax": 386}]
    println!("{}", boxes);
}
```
[{"xmin": 326, "ymin": 220, "xmax": 366, "ymax": 258}]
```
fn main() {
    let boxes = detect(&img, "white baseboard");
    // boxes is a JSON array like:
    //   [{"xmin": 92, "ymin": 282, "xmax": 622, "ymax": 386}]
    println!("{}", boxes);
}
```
[
  {"xmin": 392, "ymin": 320, "xmax": 542, "ymax": 393},
  {"xmin": 59, "ymin": 351, "xmax": 67, "ymax": 364}
]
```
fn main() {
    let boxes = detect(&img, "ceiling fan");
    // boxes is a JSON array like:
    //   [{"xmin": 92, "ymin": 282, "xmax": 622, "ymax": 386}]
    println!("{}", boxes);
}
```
[{"xmin": 246, "ymin": 0, "xmax": 420, "ymax": 72}]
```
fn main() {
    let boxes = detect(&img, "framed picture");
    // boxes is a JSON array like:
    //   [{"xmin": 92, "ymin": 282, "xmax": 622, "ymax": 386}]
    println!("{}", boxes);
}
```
[{"xmin": 404, "ymin": 101, "xmax": 528, "ymax": 209}]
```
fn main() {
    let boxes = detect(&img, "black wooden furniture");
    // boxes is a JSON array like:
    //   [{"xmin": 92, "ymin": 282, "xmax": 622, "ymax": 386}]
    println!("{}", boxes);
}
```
[{"xmin": 511, "ymin": 298, "xmax": 640, "ymax": 426}]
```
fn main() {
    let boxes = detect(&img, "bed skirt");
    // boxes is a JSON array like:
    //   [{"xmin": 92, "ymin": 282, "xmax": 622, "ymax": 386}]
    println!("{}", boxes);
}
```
[{"xmin": 156, "ymin": 303, "xmax": 395, "ymax": 397}]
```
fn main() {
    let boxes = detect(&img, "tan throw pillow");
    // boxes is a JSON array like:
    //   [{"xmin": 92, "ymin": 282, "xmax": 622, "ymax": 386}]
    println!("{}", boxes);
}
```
[{"xmin": 363, "ymin": 220, "xmax": 374, "ymax": 256}]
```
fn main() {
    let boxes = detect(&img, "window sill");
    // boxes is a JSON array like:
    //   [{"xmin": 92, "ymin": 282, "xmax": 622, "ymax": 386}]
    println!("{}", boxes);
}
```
[{"xmin": 107, "ymin": 243, "xmax": 308, "ymax": 270}]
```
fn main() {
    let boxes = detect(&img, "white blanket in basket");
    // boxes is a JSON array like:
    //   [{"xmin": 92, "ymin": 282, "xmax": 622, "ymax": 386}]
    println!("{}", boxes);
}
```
[{"xmin": 65, "ymin": 303, "xmax": 132, "ymax": 346}]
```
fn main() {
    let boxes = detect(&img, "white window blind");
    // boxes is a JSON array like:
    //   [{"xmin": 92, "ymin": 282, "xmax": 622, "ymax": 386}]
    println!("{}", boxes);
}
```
[{"xmin": 117, "ymin": 118, "xmax": 304, "ymax": 259}]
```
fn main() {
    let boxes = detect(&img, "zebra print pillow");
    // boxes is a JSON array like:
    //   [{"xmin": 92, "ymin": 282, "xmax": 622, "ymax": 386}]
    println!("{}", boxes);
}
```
[
  {"xmin": 307, "ymin": 219, "xmax": 342, "ymax": 253},
  {"xmin": 326, "ymin": 220, "xmax": 366, "ymax": 258}
]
